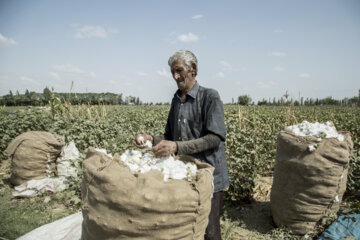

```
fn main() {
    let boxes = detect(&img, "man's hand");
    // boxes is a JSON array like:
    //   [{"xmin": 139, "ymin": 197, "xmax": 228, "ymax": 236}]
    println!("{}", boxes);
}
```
[
  {"xmin": 134, "ymin": 134, "xmax": 153, "ymax": 148},
  {"xmin": 152, "ymin": 140, "xmax": 177, "ymax": 157}
]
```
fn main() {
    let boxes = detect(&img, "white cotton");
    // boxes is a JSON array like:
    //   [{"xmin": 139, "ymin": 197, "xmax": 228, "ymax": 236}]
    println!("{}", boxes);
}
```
[
  {"xmin": 337, "ymin": 134, "xmax": 345, "ymax": 142},
  {"xmin": 138, "ymin": 136, "xmax": 153, "ymax": 148},
  {"xmin": 95, "ymin": 148, "xmax": 113, "ymax": 158},
  {"xmin": 143, "ymin": 140, "xmax": 153, "ymax": 148},
  {"xmin": 308, "ymin": 145, "xmax": 317, "ymax": 152},
  {"xmin": 287, "ymin": 121, "xmax": 344, "ymax": 141},
  {"xmin": 120, "ymin": 150, "xmax": 197, "ymax": 181}
]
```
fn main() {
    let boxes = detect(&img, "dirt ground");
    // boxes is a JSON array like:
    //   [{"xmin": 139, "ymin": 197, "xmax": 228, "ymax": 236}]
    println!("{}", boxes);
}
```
[
  {"xmin": 223, "ymin": 201, "xmax": 275, "ymax": 240},
  {"xmin": 221, "ymin": 176, "xmax": 279, "ymax": 240}
]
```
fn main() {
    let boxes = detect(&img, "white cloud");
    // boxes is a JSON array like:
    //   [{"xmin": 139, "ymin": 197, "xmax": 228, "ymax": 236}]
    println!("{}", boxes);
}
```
[
  {"xmin": 52, "ymin": 64, "xmax": 95, "ymax": 77},
  {"xmin": 271, "ymin": 51, "xmax": 286, "ymax": 57},
  {"xmin": 20, "ymin": 76, "xmax": 41, "ymax": 86},
  {"xmin": 0, "ymin": 75, "xmax": 9, "ymax": 83},
  {"xmin": 257, "ymin": 81, "xmax": 277, "ymax": 89},
  {"xmin": 192, "ymin": 14, "xmax": 203, "ymax": 19},
  {"xmin": 157, "ymin": 68, "xmax": 172, "ymax": 79},
  {"xmin": 108, "ymin": 80, "xmax": 117, "ymax": 85},
  {"xmin": 215, "ymin": 72, "xmax": 225, "ymax": 79},
  {"xmin": 273, "ymin": 66, "xmax": 285, "ymax": 72},
  {"xmin": 269, "ymin": 81, "xmax": 277, "ymax": 86},
  {"xmin": 219, "ymin": 60, "xmax": 247, "ymax": 72},
  {"xmin": 72, "ymin": 25, "xmax": 117, "ymax": 39},
  {"xmin": 137, "ymin": 71, "xmax": 148, "ymax": 76},
  {"xmin": 53, "ymin": 64, "xmax": 82, "ymax": 73},
  {"xmin": 220, "ymin": 61, "xmax": 232, "ymax": 71},
  {"xmin": 177, "ymin": 32, "xmax": 199, "ymax": 43},
  {"xmin": 0, "ymin": 33, "xmax": 17, "ymax": 48},
  {"xmin": 49, "ymin": 72, "xmax": 60, "ymax": 80},
  {"xmin": 273, "ymin": 29, "xmax": 283, "ymax": 33},
  {"xmin": 257, "ymin": 81, "xmax": 268, "ymax": 88},
  {"xmin": 298, "ymin": 73, "xmax": 310, "ymax": 78}
]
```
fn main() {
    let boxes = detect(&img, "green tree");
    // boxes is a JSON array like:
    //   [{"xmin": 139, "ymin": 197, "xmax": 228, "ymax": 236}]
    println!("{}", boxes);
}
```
[
  {"xmin": 43, "ymin": 87, "xmax": 51, "ymax": 103},
  {"xmin": 238, "ymin": 95, "xmax": 252, "ymax": 105},
  {"xmin": 4, "ymin": 90, "xmax": 15, "ymax": 106}
]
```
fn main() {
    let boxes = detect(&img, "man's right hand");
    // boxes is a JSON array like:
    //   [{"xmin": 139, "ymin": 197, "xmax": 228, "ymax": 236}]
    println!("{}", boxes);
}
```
[{"xmin": 134, "ymin": 134, "xmax": 153, "ymax": 148}]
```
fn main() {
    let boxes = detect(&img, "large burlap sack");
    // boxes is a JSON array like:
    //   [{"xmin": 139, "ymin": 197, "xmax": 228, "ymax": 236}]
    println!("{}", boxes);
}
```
[
  {"xmin": 270, "ymin": 129, "xmax": 353, "ymax": 235},
  {"xmin": 4, "ymin": 131, "xmax": 65, "ymax": 186},
  {"xmin": 81, "ymin": 147, "xmax": 214, "ymax": 240}
]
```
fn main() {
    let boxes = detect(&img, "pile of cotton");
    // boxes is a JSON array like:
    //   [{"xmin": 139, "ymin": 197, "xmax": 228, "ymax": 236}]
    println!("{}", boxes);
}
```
[
  {"xmin": 287, "ymin": 120, "xmax": 344, "ymax": 141},
  {"xmin": 95, "ymin": 148, "xmax": 197, "ymax": 181}
]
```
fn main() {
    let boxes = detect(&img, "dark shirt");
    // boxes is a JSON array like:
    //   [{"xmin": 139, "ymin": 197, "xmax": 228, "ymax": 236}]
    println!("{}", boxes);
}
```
[{"xmin": 154, "ymin": 81, "xmax": 229, "ymax": 192}]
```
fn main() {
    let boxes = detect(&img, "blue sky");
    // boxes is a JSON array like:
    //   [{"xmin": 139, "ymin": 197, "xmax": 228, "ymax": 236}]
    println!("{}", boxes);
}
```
[{"xmin": 0, "ymin": 0, "xmax": 359, "ymax": 103}]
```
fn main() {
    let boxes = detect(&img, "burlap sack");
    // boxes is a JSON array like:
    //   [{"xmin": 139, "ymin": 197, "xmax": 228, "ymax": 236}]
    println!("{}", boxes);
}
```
[
  {"xmin": 270, "ymin": 129, "xmax": 353, "ymax": 235},
  {"xmin": 81, "ymin": 147, "xmax": 214, "ymax": 240},
  {"xmin": 4, "ymin": 131, "xmax": 65, "ymax": 186}
]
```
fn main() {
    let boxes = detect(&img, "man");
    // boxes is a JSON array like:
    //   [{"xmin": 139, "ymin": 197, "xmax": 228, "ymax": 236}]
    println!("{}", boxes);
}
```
[{"xmin": 134, "ymin": 49, "xmax": 229, "ymax": 240}]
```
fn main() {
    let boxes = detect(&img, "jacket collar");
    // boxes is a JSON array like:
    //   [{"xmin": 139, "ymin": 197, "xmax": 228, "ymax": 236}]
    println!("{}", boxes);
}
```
[{"xmin": 175, "ymin": 81, "xmax": 199, "ymax": 100}]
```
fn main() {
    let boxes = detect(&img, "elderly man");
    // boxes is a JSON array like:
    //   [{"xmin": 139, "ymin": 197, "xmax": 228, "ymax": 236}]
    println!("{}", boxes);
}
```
[{"xmin": 135, "ymin": 49, "xmax": 229, "ymax": 240}]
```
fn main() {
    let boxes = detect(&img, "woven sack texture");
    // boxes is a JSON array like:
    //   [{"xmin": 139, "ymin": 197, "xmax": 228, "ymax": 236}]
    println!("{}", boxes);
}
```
[
  {"xmin": 81, "ymin": 147, "xmax": 214, "ymax": 240},
  {"xmin": 270, "ymin": 129, "xmax": 353, "ymax": 235},
  {"xmin": 4, "ymin": 131, "xmax": 65, "ymax": 186}
]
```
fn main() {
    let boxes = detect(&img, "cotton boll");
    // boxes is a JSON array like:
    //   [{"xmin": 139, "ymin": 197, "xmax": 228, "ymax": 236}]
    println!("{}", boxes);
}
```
[
  {"xmin": 138, "ymin": 136, "xmax": 153, "ymax": 148},
  {"xmin": 308, "ymin": 145, "xmax": 317, "ymax": 152},
  {"xmin": 185, "ymin": 163, "xmax": 197, "ymax": 177},
  {"xmin": 337, "ymin": 135, "xmax": 345, "ymax": 142},
  {"xmin": 144, "ymin": 140, "xmax": 153, "ymax": 148},
  {"xmin": 171, "ymin": 168, "xmax": 187, "ymax": 180}
]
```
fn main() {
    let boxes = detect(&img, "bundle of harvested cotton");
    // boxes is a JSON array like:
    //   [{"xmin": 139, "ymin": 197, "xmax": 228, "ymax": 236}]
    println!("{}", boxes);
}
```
[
  {"xmin": 287, "ymin": 120, "xmax": 344, "ymax": 141},
  {"xmin": 271, "ymin": 122, "xmax": 353, "ymax": 235}
]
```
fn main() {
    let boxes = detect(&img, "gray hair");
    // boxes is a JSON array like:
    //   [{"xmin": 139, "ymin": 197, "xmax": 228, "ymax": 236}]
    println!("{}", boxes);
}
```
[{"xmin": 168, "ymin": 50, "xmax": 198, "ymax": 76}]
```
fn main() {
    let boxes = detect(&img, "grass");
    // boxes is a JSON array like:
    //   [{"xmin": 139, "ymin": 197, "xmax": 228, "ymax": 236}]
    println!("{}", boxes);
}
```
[
  {"xmin": 0, "ymin": 188, "xmax": 76, "ymax": 239},
  {"xmin": 0, "ymin": 160, "xmax": 78, "ymax": 240}
]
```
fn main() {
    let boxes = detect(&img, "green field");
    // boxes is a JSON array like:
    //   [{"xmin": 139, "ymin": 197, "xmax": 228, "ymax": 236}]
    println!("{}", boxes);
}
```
[{"xmin": 0, "ymin": 105, "xmax": 359, "ymax": 239}]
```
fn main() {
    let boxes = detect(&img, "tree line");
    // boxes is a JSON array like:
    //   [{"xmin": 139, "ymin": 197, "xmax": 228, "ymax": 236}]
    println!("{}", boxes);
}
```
[
  {"xmin": 234, "ymin": 94, "xmax": 360, "ymax": 106},
  {"xmin": 0, "ymin": 88, "xmax": 144, "ymax": 106},
  {"xmin": 1, "ymin": 87, "xmax": 359, "ymax": 107}
]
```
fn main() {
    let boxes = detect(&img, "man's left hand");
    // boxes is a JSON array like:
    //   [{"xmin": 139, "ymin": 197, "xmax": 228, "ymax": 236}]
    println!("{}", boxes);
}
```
[{"xmin": 152, "ymin": 140, "xmax": 177, "ymax": 157}]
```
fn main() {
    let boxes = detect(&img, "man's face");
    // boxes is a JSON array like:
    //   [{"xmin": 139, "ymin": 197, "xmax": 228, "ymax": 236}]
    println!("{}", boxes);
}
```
[{"xmin": 170, "ymin": 60, "xmax": 195, "ymax": 92}]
